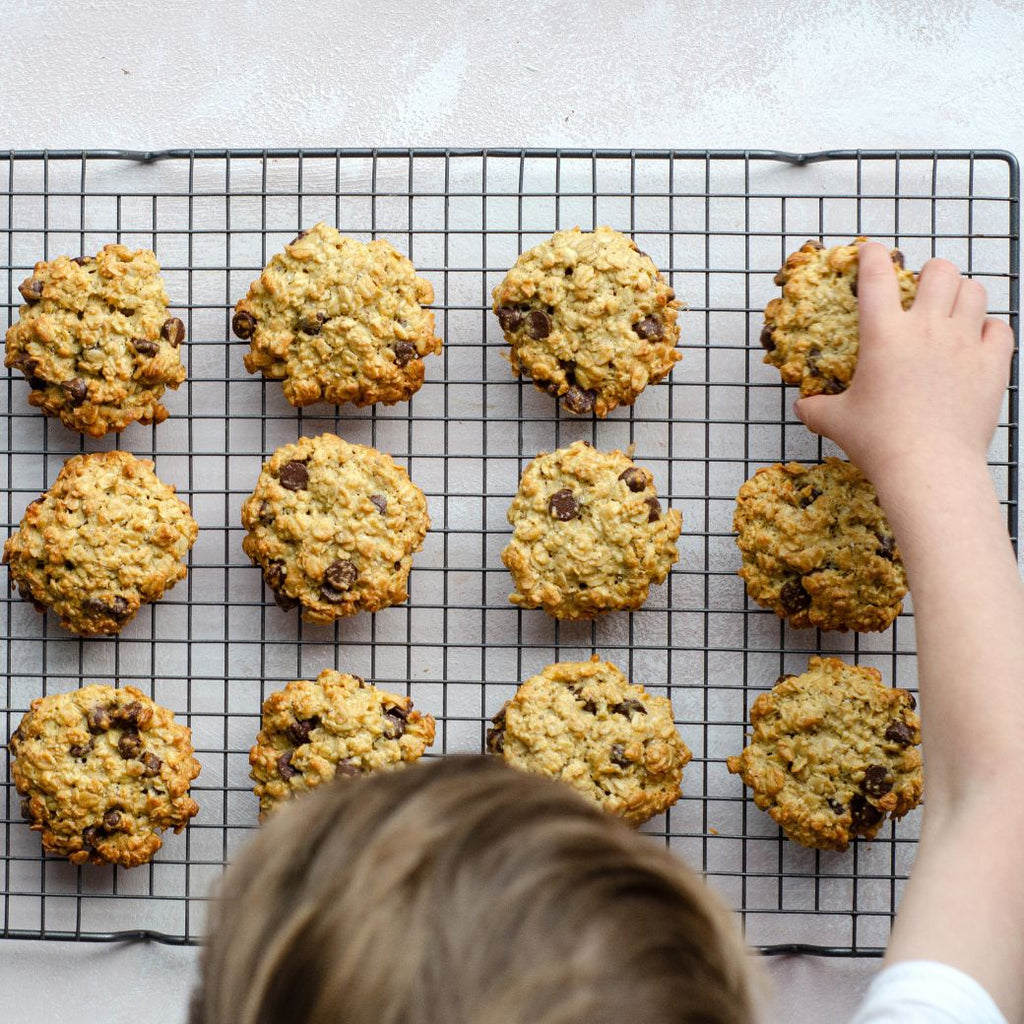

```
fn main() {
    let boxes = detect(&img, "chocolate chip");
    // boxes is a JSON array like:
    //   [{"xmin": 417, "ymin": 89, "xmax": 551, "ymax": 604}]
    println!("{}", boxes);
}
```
[
  {"xmin": 891, "ymin": 249, "xmax": 905, "ymax": 268},
  {"xmin": 161, "ymin": 317, "xmax": 185, "ymax": 346},
  {"xmin": 862, "ymin": 765, "xmax": 893, "ymax": 798},
  {"xmin": 611, "ymin": 699, "xmax": 647, "ymax": 717},
  {"xmin": 759, "ymin": 325, "xmax": 776, "ymax": 351},
  {"xmin": 71, "ymin": 256, "xmax": 91, "ymax": 266},
  {"xmin": 780, "ymin": 579, "xmax": 811, "ymax": 615},
  {"xmin": 113, "ymin": 701, "xmax": 144, "ymax": 728},
  {"xmin": 563, "ymin": 385, "xmax": 596, "ymax": 414},
  {"xmin": 496, "ymin": 306, "xmax": 523, "ymax": 332},
  {"xmin": 486, "ymin": 706, "xmax": 507, "ymax": 754},
  {"xmin": 69, "ymin": 743, "xmax": 91, "ymax": 759},
  {"xmin": 336, "ymin": 758, "xmax": 361, "ymax": 777},
  {"xmin": 274, "ymin": 590, "xmax": 299, "ymax": 612},
  {"xmin": 645, "ymin": 496, "xmax": 661, "ymax": 522},
  {"xmin": 232, "ymin": 310, "xmax": 257, "ymax": 339},
  {"xmin": 277, "ymin": 749, "xmax": 298, "ymax": 780},
  {"xmin": 610, "ymin": 743, "xmax": 631, "ymax": 768},
  {"xmin": 257, "ymin": 500, "xmax": 275, "ymax": 524},
  {"xmin": 18, "ymin": 277, "xmax": 43, "ymax": 303},
  {"xmin": 884, "ymin": 720, "xmax": 914, "ymax": 746},
  {"xmin": 288, "ymin": 716, "xmax": 320, "ymax": 745},
  {"xmin": 821, "ymin": 377, "xmax": 845, "ymax": 395},
  {"xmin": 632, "ymin": 315, "xmax": 663, "ymax": 341},
  {"xmin": 132, "ymin": 338, "xmax": 159, "ymax": 356},
  {"xmin": 27, "ymin": 374, "xmax": 47, "ymax": 391},
  {"xmin": 141, "ymin": 752, "xmax": 162, "ymax": 777},
  {"xmin": 525, "ymin": 310, "xmax": 551, "ymax": 339},
  {"xmin": 263, "ymin": 560, "xmax": 286, "ymax": 591},
  {"xmin": 548, "ymin": 488, "xmax": 579, "ymax": 521},
  {"xmin": 618, "ymin": 467, "xmax": 647, "ymax": 492},
  {"xmin": 876, "ymin": 535, "xmax": 896, "ymax": 561},
  {"xmin": 393, "ymin": 340, "xmax": 417, "ymax": 367},
  {"xmin": 292, "ymin": 228, "xmax": 311, "ymax": 243},
  {"xmin": 279, "ymin": 460, "xmax": 309, "ymax": 491},
  {"xmin": 906, "ymin": 692, "xmax": 917, "ymax": 711},
  {"xmin": 806, "ymin": 346, "xmax": 824, "ymax": 376},
  {"xmin": 827, "ymin": 798, "xmax": 845, "ymax": 815},
  {"xmin": 298, "ymin": 313, "xmax": 325, "ymax": 335},
  {"xmin": 83, "ymin": 596, "xmax": 130, "ymax": 623},
  {"xmin": 799, "ymin": 487, "xmax": 822, "ymax": 509},
  {"xmin": 110, "ymin": 596, "xmax": 131, "ymax": 622},
  {"xmin": 103, "ymin": 809, "xmax": 122, "ymax": 830},
  {"xmin": 120, "ymin": 307, "xmax": 134, "ymax": 317},
  {"xmin": 850, "ymin": 794, "xmax": 883, "ymax": 829},
  {"xmin": 370, "ymin": 494, "xmax": 387, "ymax": 515},
  {"xmin": 774, "ymin": 673, "xmax": 797, "ymax": 686},
  {"xmin": 87, "ymin": 706, "xmax": 112, "ymax": 733},
  {"xmin": 82, "ymin": 825, "xmax": 102, "ymax": 848},
  {"xmin": 61, "ymin": 378, "xmax": 88, "ymax": 407},
  {"xmin": 806, "ymin": 240, "xmax": 825, "ymax": 250},
  {"xmin": 118, "ymin": 731, "xmax": 142, "ymax": 759},
  {"xmin": 322, "ymin": 560, "xmax": 358, "ymax": 602},
  {"xmin": 850, "ymin": 274, "xmax": 858, "ymax": 299},
  {"xmin": 382, "ymin": 704, "xmax": 409, "ymax": 739}
]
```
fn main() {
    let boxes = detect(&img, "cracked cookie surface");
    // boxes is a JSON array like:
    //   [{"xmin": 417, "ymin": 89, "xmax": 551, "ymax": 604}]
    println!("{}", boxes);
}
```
[
  {"xmin": 727, "ymin": 657, "xmax": 922, "ymax": 851},
  {"xmin": 241, "ymin": 433, "xmax": 430, "ymax": 623},
  {"xmin": 492, "ymin": 226, "xmax": 681, "ymax": 416},
  {"xmin": 9, "ymin": 684, "xmax": 200, "ymax": 867},
  {"xmin": 5, "ymin": 245, "xmax": 186, "ymax": 436},
  {"xmin": 249, "ymin": 669, "xmax": 436, "ymax": 818},
  {"xmin": 733, "ymin": 458, "xmax": 907, "ymax": 633},
  {"xmin": 486, "ymin": 656, "xmax": 691, "ymax": 826},
  {"xmin": 3, "ymin": 451, "xmax": 198, "ymax": 636},
  {"xmin": 233, "ymin": 222, "xmax": 441, "ymax": 407},
  {"xmin": 502, "ymin": 440, "xmax": 681, "ymax": 619},
  {"xmin": 760, "ymin": 237, "xmax": 917, "ymax": 396}
]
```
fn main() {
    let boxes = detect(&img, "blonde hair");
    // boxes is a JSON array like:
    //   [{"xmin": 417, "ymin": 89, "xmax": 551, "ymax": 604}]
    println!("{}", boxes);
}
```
[{"xmin": 192, "ymin": 756, "xmax": 755, "ymax": 1024}]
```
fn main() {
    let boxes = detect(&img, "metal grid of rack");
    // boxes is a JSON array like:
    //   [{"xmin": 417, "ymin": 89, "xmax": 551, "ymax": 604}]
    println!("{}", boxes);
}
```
[{"xmin": 0, "ymin": 149, "xmax": 1017, "ymax": 953}]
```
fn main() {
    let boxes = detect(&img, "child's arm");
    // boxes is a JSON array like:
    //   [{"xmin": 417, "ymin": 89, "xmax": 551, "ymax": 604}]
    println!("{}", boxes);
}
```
[{"xmin": 795, "ymin": 242, "xmax": 1022, "ymax": 1020}]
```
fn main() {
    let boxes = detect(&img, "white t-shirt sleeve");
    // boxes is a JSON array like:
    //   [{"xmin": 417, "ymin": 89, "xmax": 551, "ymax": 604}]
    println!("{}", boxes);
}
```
[{"xmin": 848, "ymin": 961, "xmax": 1006, "ymax": 1024}]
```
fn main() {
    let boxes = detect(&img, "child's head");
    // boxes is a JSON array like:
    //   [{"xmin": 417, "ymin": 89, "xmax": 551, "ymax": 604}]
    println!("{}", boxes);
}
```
[{"xmin": 192, "ymin": 756, "xmax": 755, "ymax": 1024}]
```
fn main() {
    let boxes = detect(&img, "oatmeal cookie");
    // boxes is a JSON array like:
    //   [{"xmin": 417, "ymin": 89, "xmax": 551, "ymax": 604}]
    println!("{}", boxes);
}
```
[
  {"xmin": 5, "ymin": 245, "xmax": 186, "ymax": 436},
  {"xmin": 3, "ymin": 451, "xmax": 198, "ymax": 636},
  {"xmin": 733, "ymin": 458, "xmax": 907, "ymax": 633},
  {"xmin": 233, "ymin": 222, "xmax": 441, "ymax": 407},
  {"xmin": 9, "ymin": 684, "xmax": 201, "ymax": 867},
  {"xmin": 241, "ymin": 433, "xmax": 430, "ymax": 623},
  {"xmin": 727, "ymin": 657, "xmax": 922, "ymax": 850},
  {"xmin": 760, "ymin": 237, "xmax": 917, "ymax": 396},
  {"xmin": 502, "ymin": 440, "xmax": 681, "ymax": 619},
  {"xmin": 486, "ymin": 656, "xmax": 691, "ymax": 826},
  {"xmin": 249, "ymin": 669, "xmax": 436, "ymax": 818},
  {"xmin": 492, "ymin": 226, "xmax": 681, "ymax": 416}
]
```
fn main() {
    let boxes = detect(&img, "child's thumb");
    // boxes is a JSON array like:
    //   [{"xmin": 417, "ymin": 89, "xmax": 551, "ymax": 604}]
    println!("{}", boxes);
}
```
[{"xmin": 793, "ymin": 395, "xmax": 835, "ymax": 438}]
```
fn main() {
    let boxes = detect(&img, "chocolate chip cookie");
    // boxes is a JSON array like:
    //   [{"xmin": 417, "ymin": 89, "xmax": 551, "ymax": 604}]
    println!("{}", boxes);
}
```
[
  {"xmin": 492, "ymin": 226, "xmax": 681, "ymax": 416},
  {"xmin": 5, "ymin": 245, "xmax": 186, "ymax": 436},
  {"xmin": 733, "ymin": 458, "xmax": 907, "ymax": 633},
  {"xmin": 502, "ymin": 440, "xmax": 681, "ymax": 619},
  {"xmin": 3, "ymin": 451, "xmax": 198, "ymax": 636},
  {"xmin": 249, "ymin": 669, "xmax": 436, "ymax": 818},
  {"xmin": 241, "ymin": 433, "xmax": 430, "ymax": 623},
  {"xmin": 233, "ymin": 222, "xmax": 441, "ymax": 407},
  {"xmin": 8, "ymin": 684, "xmax": 201, "ymax": 867},
  {"xmin": 486, "ymin": 656, "xmax": 691, "ymax": 826},
  {"xmin": 760, "ymin": 237, "xmax": 917, "ymax": 396},
  {"xmin": 727, "ymin": 657, "xmax": 922, "ymax": 851}
]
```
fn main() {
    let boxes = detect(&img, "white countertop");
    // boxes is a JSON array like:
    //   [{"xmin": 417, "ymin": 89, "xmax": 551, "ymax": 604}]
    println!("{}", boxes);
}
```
[{"xmin": 2, "ymin": 2, "xmax": 1022, "ymax": 1022}]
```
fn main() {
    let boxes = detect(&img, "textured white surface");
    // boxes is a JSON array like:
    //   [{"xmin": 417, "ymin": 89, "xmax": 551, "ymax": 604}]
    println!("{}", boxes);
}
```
[{"xmin": 1, "ymin": 1, "xmax": 1022, "ymax": 1022}]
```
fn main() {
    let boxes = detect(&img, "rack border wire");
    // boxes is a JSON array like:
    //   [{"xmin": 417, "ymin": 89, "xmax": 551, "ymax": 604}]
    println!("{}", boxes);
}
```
[{"xmin": 0, "ymin": 148, "xmax": 1018, "ymax": 956}]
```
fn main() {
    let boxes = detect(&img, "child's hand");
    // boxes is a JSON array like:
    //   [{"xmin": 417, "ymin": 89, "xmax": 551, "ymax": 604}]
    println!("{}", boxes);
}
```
[{"xmin": 794, "ymin": 241, "xmax": 1014, "ymax": 481}]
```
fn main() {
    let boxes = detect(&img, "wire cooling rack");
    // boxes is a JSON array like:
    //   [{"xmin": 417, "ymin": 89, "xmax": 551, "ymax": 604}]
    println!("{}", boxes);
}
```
[{"xmin": 0, "ymin": 149, "xmax": 1018, "ymax": 954}]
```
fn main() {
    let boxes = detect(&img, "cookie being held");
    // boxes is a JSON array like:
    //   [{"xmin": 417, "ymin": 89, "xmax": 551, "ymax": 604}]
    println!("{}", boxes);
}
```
[
  {"xmin": 9, "ymin": 685, "xmax": 201, "ymax": 867},
  {"xmin": 733, "ymin": 458, "xmax": 907, "ymax": 633},
  {"xmin": 233, "ymin": 222, "xmax": 441, "ymax": 408},
  {"xmin": 727, "ymin": 657, "xmax": 922, "ymax": 851},
  {"xmin": 493, "ymin": 226, "xmax": 681, "ymax": 416},
  {"xmin": 3, "ymin": 451, "xmax": 198, "ymax": 636},
  {"xmin": 249, "ymin": 669, "xmax": 436, "ymax": 819},
  {"xmin": 241, "ymin": 433, "xmax": 430, "ymax": 623},
  {"xmin": 487, "ymin": 656, "xmax": 691, "ymax": 826},
  {"xmin": 5, "ymin": 245, "xmax": 186, "ymax": 436},
  {"xmin": 760, "ymin": 237, "xmax": 916, "ymax": 396},
  {"xmin": 502, "ymin": 441, "xmax": 681, "ymax": 619}
]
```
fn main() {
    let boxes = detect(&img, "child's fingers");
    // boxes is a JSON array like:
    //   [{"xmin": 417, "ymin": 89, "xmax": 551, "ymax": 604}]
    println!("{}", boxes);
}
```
[
  {"xmin": 856, "ymin": 242, "xmax": 903, "ymax": 337},
  {"xmin": 951, "ymin": 278, "xmax": 988, "ymax": 324},
  {"xmin": 913, "ymin": 258, "xmax": 962, "ymax": 316},
  {"xmin": 981, "ymin": 317, "xmax": 1015, "ymax": 367},
  {"xmin": 793, "ymin": 394, "xmax": 838, "ymax": 439}
]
